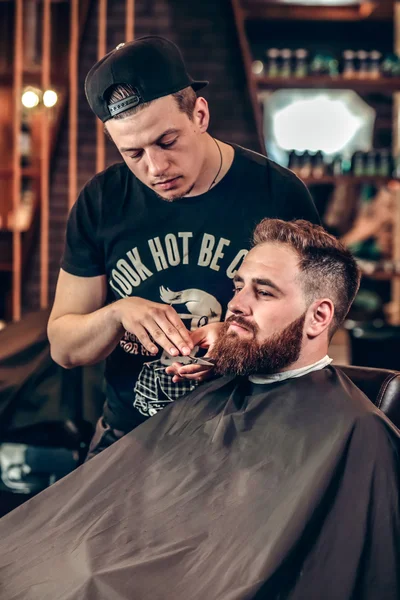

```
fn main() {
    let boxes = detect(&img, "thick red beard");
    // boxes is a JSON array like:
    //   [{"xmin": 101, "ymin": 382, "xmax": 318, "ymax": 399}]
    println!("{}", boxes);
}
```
[{"xmin": 210, "ymin": 312, "xmax": 307, "ymax": 376}]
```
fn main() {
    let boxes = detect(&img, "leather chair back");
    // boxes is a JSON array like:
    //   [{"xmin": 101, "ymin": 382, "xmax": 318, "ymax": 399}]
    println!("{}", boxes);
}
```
[{"xmin": 338, "ymin": 365, "xmax": 400, "ymax": 430}]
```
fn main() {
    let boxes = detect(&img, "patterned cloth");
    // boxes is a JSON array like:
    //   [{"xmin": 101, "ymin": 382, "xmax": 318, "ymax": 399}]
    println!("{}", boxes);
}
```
[{"xmin": 133, "ymin": 359, "xmax": 199, "ymax": 418}]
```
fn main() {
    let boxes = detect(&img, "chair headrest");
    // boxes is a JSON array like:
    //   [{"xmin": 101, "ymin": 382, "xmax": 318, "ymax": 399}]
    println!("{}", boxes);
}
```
[{"xmin": 338, "ymin": 365, "xmax": 400, "ymax": 430}]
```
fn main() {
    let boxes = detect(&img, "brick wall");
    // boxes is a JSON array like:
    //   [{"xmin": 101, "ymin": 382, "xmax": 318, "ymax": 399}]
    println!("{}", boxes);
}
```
[{"xmin": 23, "ymin": 0, "xmax": 260, "ymax": 311}]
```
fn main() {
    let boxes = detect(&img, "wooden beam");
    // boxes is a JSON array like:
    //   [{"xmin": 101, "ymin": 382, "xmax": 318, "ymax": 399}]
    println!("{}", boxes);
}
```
[
  {"xmin": 231, "ymin": 0, "xmax": 266, "ymax": 153},
  {"xmin": 69, "ymin": 0, "xmax": 78, "ymax": 210},
  {"xmin": 255, "ymin": 75, "xmax": 400, "ymax": 94},
  {"xmin": 40, "ymin": 0, "xmax": 51, "ymax": 309},
  {"xmin": 12, "ymin": 0, "xmax": 23, "ymax": 321},
  {"xmin": 126, "ymin": 0, "xmax": 135, "ymax": 41},
  {"xmin": 96, "ymin": 0, "xmax": 107, "ymax": 174}
]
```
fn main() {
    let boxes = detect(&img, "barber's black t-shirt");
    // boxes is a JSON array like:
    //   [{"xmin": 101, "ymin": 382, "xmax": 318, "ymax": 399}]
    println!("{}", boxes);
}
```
[{"xmin": 61, "ymin": 144, "xmax": 319, "ymax": 431}]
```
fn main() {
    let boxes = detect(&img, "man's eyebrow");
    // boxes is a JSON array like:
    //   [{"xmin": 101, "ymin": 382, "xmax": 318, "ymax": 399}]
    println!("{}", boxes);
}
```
[
  {"xmin": 253, "ymin": 277, "xmax": 283, "ymax": 294},
  {"xmin": 233, "ymin": 274, "xmax": 244, "ymax": 283},
  {"xmin": 233, "ymin": 274, "xmax": 283, "ymax": 294},
  {"xmin": 120, "ymin": 128, "xmax": 180, "ymax": 153}
]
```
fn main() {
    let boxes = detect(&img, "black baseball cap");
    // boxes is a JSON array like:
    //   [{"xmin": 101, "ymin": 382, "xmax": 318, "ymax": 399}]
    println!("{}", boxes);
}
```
[{"xmin": 85, "ymin": 36, "xmax": 209, "ymax": 122}]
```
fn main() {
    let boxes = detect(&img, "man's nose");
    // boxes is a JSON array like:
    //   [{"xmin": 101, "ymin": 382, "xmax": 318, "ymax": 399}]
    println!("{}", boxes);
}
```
[
  {"xmin": 146, "ymin": 149, "xmax": 169, "ymax": 178},
  {"xmin": 228, "ymin": 289, "xmax": 251, "ymax": 315}
]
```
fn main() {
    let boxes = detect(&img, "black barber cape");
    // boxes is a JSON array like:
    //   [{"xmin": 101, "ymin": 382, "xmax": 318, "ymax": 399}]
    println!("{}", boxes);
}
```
[{"xmin": 0, "ymin": 367, "xmax": 399, "ymax": 600}]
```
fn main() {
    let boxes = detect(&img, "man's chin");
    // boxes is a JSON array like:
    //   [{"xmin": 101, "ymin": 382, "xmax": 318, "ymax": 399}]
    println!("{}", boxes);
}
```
[
  {"xmin": 153, "ymin": 180, "xmax": 196, "ymax": 202},
  {"xmin": 153, "ymin": 189, "xmax": 179, "ymax": 202}
]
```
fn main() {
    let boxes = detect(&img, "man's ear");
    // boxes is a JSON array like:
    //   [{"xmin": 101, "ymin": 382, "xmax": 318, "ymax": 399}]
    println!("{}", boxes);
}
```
[
  {"xmin": 193, "ymin": 97, "xmax": 209, "ymax": 133},
  {"xmin": 305, "ymin": 299, "xmax": 334, "ymax": 338}
]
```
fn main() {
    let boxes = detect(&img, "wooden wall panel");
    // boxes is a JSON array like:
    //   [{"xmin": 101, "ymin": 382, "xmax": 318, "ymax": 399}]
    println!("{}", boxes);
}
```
[
  {"xmin": 69, "ymin": 0, "xmax": 79, "ymax": 210},
  {"xmin": 96, "ymin": 0, "xmax": 107, "ymax": 174},
  {"xmin": 12, "ymin": 0, "xmax": 23, "ymax": 321},
  {"xmin": 40, "ymin": 0, "xmax": 51, "ymax": 309}
]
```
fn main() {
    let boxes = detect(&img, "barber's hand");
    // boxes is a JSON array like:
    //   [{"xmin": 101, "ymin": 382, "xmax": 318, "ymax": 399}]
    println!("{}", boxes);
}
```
[
  {"xmin": 165, "ymin": 322, "xmax": 223, "ymax": 383},
  {"xmin": 114, "ymin": 297, "xmax": 194, "ymax": 356}
]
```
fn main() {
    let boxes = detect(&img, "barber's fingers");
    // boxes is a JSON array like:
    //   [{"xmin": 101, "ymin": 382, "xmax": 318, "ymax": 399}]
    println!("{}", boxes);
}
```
[
  {"xmin": 142, "ymin": 308, "xmax": 194, "ymax": 356},
  {"xmin": 165, "ymin": 362, "xmax": 214, "ymax": 383},
  {"xmin": 165, "ymin": 363, "xmax": 206, "ymax": 376},
  {"xmin": 131, "ymin": 324, "xmax": 160, "ymax": 355},
  {"xmin": 162, "ymin": 307, "xmax": 194, "ymax": 350},
  {"xmin": 119, "ymin": 298, "xmax": 193, "ymax": 355}
]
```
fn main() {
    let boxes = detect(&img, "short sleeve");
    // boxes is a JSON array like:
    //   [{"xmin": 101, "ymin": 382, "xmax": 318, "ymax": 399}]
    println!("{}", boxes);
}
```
[
  {"xmin": 282, "ymin": 173, "xmax": 320, "ymax": 225},
  {"xmin": 61, "ymin": 180, "xmax": 105, "ymax": 277}
]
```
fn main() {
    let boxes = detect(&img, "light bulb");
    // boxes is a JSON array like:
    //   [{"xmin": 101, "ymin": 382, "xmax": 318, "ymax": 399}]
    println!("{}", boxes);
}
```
[
  {"xmin": 22, "ymin": 90, "xmax": 39, "ymax": 109},
  {"xmin": 43, "ymin": 89, "xmax": 58, "ymax": 108}
]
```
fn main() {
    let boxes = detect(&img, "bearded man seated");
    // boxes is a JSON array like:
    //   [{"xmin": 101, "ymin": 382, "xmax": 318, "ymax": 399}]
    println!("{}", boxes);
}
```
[{"xmin": 0, "ymin": 219, "xmax": 398, "ymax": 600}]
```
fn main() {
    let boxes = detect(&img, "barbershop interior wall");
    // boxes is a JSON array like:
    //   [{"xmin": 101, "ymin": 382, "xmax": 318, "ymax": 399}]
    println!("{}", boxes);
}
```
[{"xmin": 22, "ymin": 0, "xmax": 259, "ymax": 312}]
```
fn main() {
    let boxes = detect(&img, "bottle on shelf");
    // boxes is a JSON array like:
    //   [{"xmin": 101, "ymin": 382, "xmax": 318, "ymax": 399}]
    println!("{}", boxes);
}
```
[
  {"xmin": 312, "ymin": 151, "xmax": 325, "ymax": 179},
  {"xmin": 392, "ymin": 153, "xmax": 400, "ymax": 179},
  {"xmin": 331, "ymin": 154, "xmax": 343, "ymax": 176},
  {"xmin": 342, "ymin": 50, "xmax": 356, "ymax": 78},
  {"xmin": 281, "ymin": 49, "xmax": 292, "ymax": 78},
  {"xmin": 356, "ymin": 50, "xmax": 369, "ymax": 79},
  {"xmin": 288, "ymin": 149, "xmax": 397, "ymax": 182},
  {"xmin": 391, "ymin": 54, "xmax": 400, "ymax": 77},
  {"xmin": 309, "ymin": 54, "xmax": 325, "ymax": 77},
  {"xmin": 326, "ymin": 54, "xmax": 339, "ymax": 77},
  {"xmin": 288, "ymin": 150, "xmax": 302, "ymax": 175},
  {"xmin": 298, "ymin": 151, "xmax": 313, "ymax": 179},
  {"xmin": 377, "ymin": 149, "xmax": 391, "ymax": 177},
  {"xmin": 352, "ymin": 151, "xmax": 365, "ymax": 177},
  {"xmin": 365, "ymin": 150, "xmax": 377, "ymax": 176},
  {"xmin": 266, "ymin": 48, "xmax": 280, "ymax": 77},
  {"xmin": 287, "ymin": 150, "xmax": 296, "ymax": 172},
  {"xmin": 260, "ymin": 46, "xmax": 399, "ymax": 80},
  {"xmin": 341, "ymin": 154, "xmax": 353, "ymax": 176},
  {"xmin": 381, "ymin": 53, "xmax": 397, "ymax": 77},
  {"xmin": 294, "ymin": 49, "xmax": 308, "ymax": 78},
  {"xmin": 369, "ymin": 51, "xmax": 382, "ymax": 79}
]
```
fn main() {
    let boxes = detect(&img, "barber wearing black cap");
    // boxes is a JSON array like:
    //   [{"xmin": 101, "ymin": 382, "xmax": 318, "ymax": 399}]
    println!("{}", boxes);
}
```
[{"xmin": 48, "ymin": 36, "xmax": 319, "ymax": 458}]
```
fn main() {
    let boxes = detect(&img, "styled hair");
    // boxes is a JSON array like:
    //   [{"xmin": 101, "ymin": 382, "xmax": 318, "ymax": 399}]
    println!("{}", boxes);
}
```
[
  {"xmin": 253, "ymin": 219, "xmax": 361, "ymax": 336},
  {"xmin": 105, "ymin": 83, "xmax": 197, "ymax": 121}
]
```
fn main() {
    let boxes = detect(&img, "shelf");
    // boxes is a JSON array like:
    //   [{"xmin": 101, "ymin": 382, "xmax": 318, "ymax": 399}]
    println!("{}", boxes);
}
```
[
  {"xmin": 255, "ymin": 75, "xmax": 400, "ymax": 93},
  {"xmin": 358, "ymin": 270, "xmax": 400, "ymax": 280},
  {"xmin": 242, "ymin": 1, "xmax": 393, "ymax": 22},
  {"xmin": 299, "ymin": 175, "xmax": 393, "ymax": 185},
  {"xmin": 357, "ymin": 258, "xmax": 400, "ymax": 280}
]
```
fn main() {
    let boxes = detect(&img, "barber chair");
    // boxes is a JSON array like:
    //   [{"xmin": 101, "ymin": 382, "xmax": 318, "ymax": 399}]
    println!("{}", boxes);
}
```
[
  {"xmin": 338, "ymin": 365, "xmax": 400, "ymax": 430},
  {"xmin": 0, "ymin": 311, "xmax": 99, "ymax": 516}
]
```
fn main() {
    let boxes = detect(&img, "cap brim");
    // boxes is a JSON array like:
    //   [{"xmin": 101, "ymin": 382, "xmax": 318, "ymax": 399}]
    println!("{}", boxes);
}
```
[{"xmin": 191, "ymin": 80, "xmax": 209, "ymax": 92}]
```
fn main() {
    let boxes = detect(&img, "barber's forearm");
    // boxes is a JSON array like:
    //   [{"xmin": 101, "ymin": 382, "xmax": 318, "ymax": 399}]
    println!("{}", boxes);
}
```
[{"xmin": 48, "ymin": 303, "xmax": 124, "ymax": 369}]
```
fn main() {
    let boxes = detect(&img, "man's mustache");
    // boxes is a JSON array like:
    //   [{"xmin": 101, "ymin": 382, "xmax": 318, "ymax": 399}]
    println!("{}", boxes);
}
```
[{"xmin": 225, "ymin": 315, "xmax": 258, "ymax": 335}]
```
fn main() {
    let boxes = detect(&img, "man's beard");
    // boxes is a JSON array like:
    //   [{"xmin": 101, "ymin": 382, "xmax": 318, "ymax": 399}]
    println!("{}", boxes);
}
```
[{"xmin": 210, "ymin": 311, "xmax": 307, "ymax": 376}]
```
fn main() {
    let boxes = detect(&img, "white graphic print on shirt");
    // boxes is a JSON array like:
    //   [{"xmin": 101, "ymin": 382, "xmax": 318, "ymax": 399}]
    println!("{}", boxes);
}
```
[{"xmin": 133, "ymin": 287, "xmax": 222, "ymax": 417}]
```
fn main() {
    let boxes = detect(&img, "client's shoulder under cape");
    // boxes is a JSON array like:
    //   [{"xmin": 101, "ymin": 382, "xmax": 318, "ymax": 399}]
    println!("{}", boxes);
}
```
[{"xmin": 0, "ymin": 366, "xmax": 398, "ymax": 600}]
